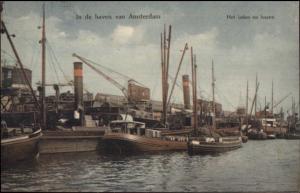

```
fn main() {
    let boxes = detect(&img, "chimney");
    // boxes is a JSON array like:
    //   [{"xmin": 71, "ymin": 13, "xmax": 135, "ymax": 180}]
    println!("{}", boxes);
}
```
[
  {"xmin": 74, "ymin": 61, "xmax": 84, "ymax": 126},
  {"xmin": 182, "ymin": 74, "xmax": 191, "ymax": 109}
]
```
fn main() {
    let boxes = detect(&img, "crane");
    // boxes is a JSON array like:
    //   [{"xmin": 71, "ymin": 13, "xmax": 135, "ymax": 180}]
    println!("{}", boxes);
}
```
[
  {"xmin": 72, "ymin": 53, "xmax": 129, "ymax": 101},
  {"xmin": 272, "ymin": 92, "xmax": 292, "ymax": 109}
]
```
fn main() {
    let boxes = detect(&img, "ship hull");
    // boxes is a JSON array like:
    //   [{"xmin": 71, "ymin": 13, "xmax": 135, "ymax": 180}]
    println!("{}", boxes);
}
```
[
  {"xmin": 285, "ymin": 133, "xmax": 300, "ymax": 140},
  {"xmin": 187, "ymin": 138, "xmax": 242, "ymax": 155},
  {"xmin": 103, "ymin": 133, "xmax": 187, "ymax": 154},
  {"xmin": 1, "ymin": 129, "xmax": 42, "ymax": 165}
]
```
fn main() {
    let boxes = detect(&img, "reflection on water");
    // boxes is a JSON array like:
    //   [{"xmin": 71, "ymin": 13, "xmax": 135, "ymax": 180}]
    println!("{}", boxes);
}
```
[{"xmin": 1, "ymin": 140, "xmax": 300, "ymax": 192}]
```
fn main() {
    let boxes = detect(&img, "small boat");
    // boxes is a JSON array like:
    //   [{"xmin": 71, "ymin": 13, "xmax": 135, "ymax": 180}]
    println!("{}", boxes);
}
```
[
  {"xmin": 267, "ymin": 134, "xmax": 276, "ymax": 139},
  {"xmin": 247, "ymin": 129, "xmax": 267, "ymax": 140},
  {"xmin": 285, "ymin": 121, "xmax": 300, "ymax": 139},
  {"xmin": 241, "ymin": 135, "xmax": 248, "ymax": 143},
  {"xmin": 102, "ymin": 120, "xmax": 188, "ymax": 154},
  {"xmin": 187, "ymin": 135, "xmax": 242, "ymax": 155},
  {"xmin": 1, "ymin": 122, "xmax": 42, "ymax": 164}
]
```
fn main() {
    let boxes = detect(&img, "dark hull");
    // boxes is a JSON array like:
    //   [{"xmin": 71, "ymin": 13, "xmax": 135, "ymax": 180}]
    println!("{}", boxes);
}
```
[
  {"xmin": 1, "ymin": 129, "xmax": 42, "ymax": 164},
  {"xmin": 285, "ymin": 133, "xmax": 300, "ymax": 140},
  {"xmin": 103, "ymin": 133, "xmax": 187, "ymax": 154},
  {"xmin": 247, "ymin": 132, "xmax": 267, "ymax": 140},
  {"xmin": 188, "ymin": 139, "xmax": 242, "ymax": 155}
]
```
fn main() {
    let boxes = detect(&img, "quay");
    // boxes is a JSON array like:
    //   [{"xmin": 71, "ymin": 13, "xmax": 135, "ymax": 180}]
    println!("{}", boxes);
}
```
[{"xmin": 39, "ymin": 127, "xmax": 105, "ymax": 154}]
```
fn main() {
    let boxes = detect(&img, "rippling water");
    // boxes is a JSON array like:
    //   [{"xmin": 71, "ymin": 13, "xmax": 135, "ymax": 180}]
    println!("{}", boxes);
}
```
[{"xmin": 1, "ymin": 140, "xmax": 300, "ymax": 192}]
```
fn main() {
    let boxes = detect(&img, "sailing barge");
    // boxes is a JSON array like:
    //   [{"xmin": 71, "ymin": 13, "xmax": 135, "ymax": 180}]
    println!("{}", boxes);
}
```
[
  {"xmin": 1, "ymin": 1, "xmax": 43, "ymax": 165},
  {"xmin": 187, "ymin": 55, "xmax": 242, "ymax": 155}
]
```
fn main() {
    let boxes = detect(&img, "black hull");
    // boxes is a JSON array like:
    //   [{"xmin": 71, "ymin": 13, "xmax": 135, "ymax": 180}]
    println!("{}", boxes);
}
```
[
  {"xmin": 285, "ymin": 133, "xmax": 300, "ymax": 140},
  {"xmin": 1, "ymin": 129, "xmax": 42, "ymax": 165},
  {"xmin": 102, "ymin": 133, "xmax": 187, "ymax": 154},
  {"xmin": 187, "ymin": 139, "xmax": 242, "ymax": 155}
]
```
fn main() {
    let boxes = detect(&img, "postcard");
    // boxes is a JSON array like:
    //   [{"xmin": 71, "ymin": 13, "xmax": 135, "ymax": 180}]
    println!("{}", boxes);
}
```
[{"xmin": 1, "ymin": 1, "xmax": 299, "ymax": 192}]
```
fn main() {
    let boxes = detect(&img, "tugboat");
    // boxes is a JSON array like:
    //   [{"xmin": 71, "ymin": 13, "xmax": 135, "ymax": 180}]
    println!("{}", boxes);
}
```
[{"xmin": 103, "ymin": 116, "xmax": 189, "ymax": 154}]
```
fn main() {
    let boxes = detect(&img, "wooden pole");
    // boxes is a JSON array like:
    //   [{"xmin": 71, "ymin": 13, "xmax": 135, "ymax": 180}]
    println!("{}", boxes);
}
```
[
  {"xmin": 212, "ymin": 59, "xmax": 216, "ymax": 129},
  {"xmin": 0, "ymin": 1, "xmax": 3, "ymax": 89},
  {"xmin": 271, "ymin": 80, "xmax": 274, "ymax": 115},
  {"xmin": 194, "ymin": 54, "xmax": 198, "ymax": 133},
  {"xmin": 167, "ymin": 43, "xmax": 188, "ymax": 106},
  {"xmin": 254, "ymin": 73, "xmax": 257, "ymax": 118},
  {"xmin": 165, "ymin": 25, "xmax": 171, "ymax": 125},
  {"xmin": 160, "ymin": 32, "xmax": 165, "ymax": 125},
  {"xmin": 162, "ymin": 25, "xmax": 167, "ymax": 126},
  {"xmin": 191, "ymin": 47, "xmax": 196, "ymax": 133},
  {"xmin": 264, "ymin": 95, "xmax": 267, "ymax": 130},
  {"xmin": 41, "ymin": 3, "xmax": 47, "ymax": 129},
  {"xmin": 246, "ymin": 80, "xmax": 248, "ymax": 124}
]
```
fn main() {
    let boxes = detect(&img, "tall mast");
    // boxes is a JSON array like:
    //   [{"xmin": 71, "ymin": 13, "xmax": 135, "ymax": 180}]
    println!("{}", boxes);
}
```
[
  {"xmin": 161, "ymin": 25, "xmax": 171, "ymax": 127},
  {"xmin": 264, "ymin": 95, "xmax": 267, "ymax": 119},
  {"xmin": 41, "ymin": 3, "xmax": 46, "ymax": 129},
  {"xmin": 271, "ymin": 80, "xmax": 274, "ymax": 115},
  {"xmin": 212, "ymin": 59, "xmax": 216, "ymax": 129},
  {"xmin": 292, "ymin": 96, "xmax": 295, "ymax": 117},
  {"xmin": 0, "ymin": 1, "xmax": 3, "ymax": 88},
  {"xmin": 160, "ymin": 32, "xmax": 164, "ymax": 123},
  {"xmin": 162, "ymin": 25, "xmax": 166, "ymax": 126},
  {"xmin": 246, "ymin": 80, "xmax": 248, "ymax": 123},
  {"xmin": 194, "ymin": 54, "xmax": 198, "ymax": 132},
  {"xmin": 191, "ymin": 47, "xmax": 198, "ymax": 134},
  {"xmin": 254, "ymin": 73, "xmax": 257, "ymax": 118},
  {"xmin": 165, "ymin": 25, "xmax": 171, "ymax": 109}
]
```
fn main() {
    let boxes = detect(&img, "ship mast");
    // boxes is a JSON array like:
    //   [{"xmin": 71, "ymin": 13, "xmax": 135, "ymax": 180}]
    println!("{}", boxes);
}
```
[
  {"xmin": 254, "ymin": 73, "xmax": 258, "ymax": 118},
  {"xmin": 211, "ymin": 59, "xmax": 216, "ymax": 129},
  {"xmin": 246, "ymin": 80, "xmax": 248, "ymax": 126},
  {"xmin": 191, "ymin": 47, "xmax": 198, "ymax": 134},
  {"xmin": 0, "ymin": 1, "xmax": 3, "ymax": 89},
  {"xmin": 41, "ymin": 3, "xmax": 47, "ymax": 129},
  {"xmin": 161, "ymin": 25, "xmax": 171, "ymax": 127},
  {"xmin": 271, "ymin": 80, "xmax": 274, "ymax": 115}
]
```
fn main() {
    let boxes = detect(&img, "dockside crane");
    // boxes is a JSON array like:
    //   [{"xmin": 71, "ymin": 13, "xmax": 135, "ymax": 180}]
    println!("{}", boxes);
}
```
[{"xmin": 72, "ymin": 53, "xmax": 130, "ymax": 102}]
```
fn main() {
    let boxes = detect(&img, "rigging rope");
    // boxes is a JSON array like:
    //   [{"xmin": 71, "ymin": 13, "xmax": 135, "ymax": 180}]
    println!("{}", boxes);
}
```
[
  {"xmin": 46, "ymin": 40, "xmax": 91, "ymax": 93},
  {"xmin": 77, "ymin": 55, "xmax": 146, "ymax": 87}
]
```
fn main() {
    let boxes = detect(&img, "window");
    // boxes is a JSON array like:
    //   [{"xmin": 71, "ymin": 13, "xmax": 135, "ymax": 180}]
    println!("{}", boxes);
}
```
[{"xmin": 7, "ymin": 70, "xmax": 12, "ymax": 79}]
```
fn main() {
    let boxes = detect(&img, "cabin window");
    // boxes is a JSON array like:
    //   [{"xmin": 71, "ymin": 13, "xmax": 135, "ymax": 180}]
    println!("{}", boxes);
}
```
[{"xmin": 7, "ymin": 70, "xmax": 12, "ymax": 79}]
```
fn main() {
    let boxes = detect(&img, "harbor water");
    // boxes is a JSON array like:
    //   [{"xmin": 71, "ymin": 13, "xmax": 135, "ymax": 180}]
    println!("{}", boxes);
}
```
[{"xmin": 1, "ymin": 140, "xmax": 300, "ymax": 192}]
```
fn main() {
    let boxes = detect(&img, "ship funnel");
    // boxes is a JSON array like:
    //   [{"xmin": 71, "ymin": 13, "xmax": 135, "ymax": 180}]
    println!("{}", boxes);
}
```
[
  {"xmin": 182, "ymin": 74, "xmax": 191, "ymax": 109},
  {"xmin": 74, "ymin": 61, "xmax": 84, "ymax": 126}
]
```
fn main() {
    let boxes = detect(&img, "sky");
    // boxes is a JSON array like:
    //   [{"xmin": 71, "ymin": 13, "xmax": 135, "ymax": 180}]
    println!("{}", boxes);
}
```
[{"xmin": 1, "ymin": 1, "xmax": 299, "ymax": 113}]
